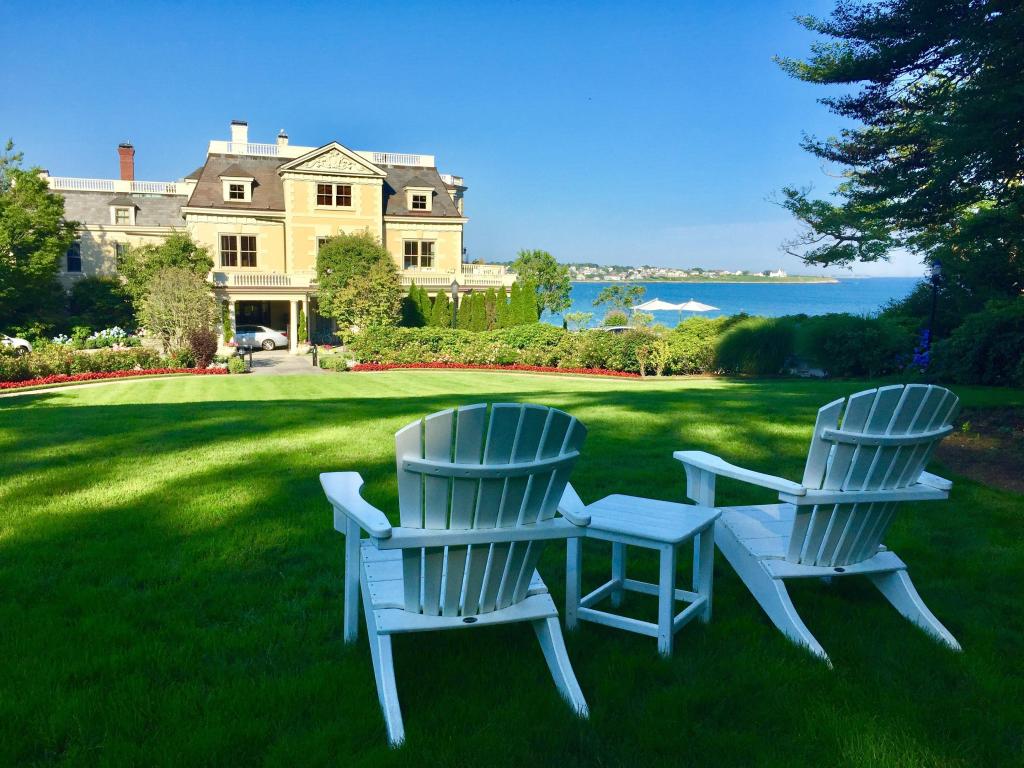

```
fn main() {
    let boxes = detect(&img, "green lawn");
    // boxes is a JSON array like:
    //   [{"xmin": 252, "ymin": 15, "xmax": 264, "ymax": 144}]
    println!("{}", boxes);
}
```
[{"xmin": 2, "ymin": 372, "xmax": 1022, "ymax": 767}]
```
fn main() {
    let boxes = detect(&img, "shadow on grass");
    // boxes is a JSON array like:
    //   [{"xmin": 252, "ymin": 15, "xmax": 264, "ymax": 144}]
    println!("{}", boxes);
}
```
[{"xmin": 1, "ymin": 379, "xmax": 1022, "ymax": 766}]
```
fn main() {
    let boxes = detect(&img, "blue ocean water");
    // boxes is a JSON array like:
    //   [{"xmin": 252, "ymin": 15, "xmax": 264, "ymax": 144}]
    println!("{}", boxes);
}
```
[{"xmin": 546, "ymin": 277, "xmax": 921, "ymax": 327}]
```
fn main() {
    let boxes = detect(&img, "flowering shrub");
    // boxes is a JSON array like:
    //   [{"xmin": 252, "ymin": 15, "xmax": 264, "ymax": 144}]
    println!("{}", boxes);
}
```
[
  {"xmin": 51, "ymin": 326, "xmax": 142, "ymax": 349},
  {"xmin": 0, "ymin": 368, "xmax": 227, "ymax": 391},
  {"xmin": 351, "ymin": 362, "xmax": 640, "ymax": 377}
]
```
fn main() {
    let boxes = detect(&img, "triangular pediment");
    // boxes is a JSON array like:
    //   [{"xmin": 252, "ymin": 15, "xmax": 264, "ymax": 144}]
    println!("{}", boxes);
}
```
[{"xmin": 279, "ymin": 142, "xmax": 386, "ymax": 177}]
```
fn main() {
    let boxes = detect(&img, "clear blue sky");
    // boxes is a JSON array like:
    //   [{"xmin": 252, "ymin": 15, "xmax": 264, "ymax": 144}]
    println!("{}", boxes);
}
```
[{"xmin": 0, "ymin": 0, "xmax": 923, "ymax": 276}]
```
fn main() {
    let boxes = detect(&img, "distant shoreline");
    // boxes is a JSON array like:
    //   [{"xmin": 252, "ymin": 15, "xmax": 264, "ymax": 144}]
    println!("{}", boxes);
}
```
[{"xmin": 570, "ymin": 278, "xmax": 840, "ymax": 285}]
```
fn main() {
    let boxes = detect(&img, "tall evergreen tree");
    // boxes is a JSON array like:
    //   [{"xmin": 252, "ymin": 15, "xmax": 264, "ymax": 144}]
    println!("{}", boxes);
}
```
[
  {"xmin": 518, "ymin": 278, "xmax": 539, "ymax": 324},
  {"xmin": 455, "ymin": 291, "xmax": 473, "ymax": 329},
  {"xmin": 470, "ymin": 292, "xmax": 487, "ymax": 331},
  {"xmin": 401, "ymin": 281, "xmax": 426, "ymax": 327},
  {"xmin": 483, "ymin": 287, "xmax": 499, "ymax": 330},
  {"xmin": 429, "ymin": 291, "xmax": 452, "ymax": 327},
  {"xmin": 504, "ymin": 283, "xmax": 521, "ymax": 327},
  {"xmin": 415, "ymin": 285, "xmax": 432, "ymax": 324}
]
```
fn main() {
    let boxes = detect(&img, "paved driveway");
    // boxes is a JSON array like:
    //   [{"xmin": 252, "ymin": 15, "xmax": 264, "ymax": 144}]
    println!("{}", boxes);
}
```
[{"xmin": 247, "ymin": 350, "xmax": 327, "ymax": 375}]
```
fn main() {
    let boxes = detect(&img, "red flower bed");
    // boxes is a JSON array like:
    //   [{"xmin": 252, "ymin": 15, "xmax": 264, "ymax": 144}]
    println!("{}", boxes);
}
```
[
  {"xmin": 351, "ymin": 362, "xmax": 640, "ymax": 378},
  {"xmin": 0, "ymin": 368, "xmax": 229, "ymax": 391}
]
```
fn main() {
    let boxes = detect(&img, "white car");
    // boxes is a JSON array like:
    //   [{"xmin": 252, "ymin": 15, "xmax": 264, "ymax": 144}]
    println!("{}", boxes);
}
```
[
  {"xmin": 1, "ymin": 333, "xmax": 32, "ymax": 355},
  {"xmin": 234, "ymin": 324, "xmax": 288, "ymax": 351}
]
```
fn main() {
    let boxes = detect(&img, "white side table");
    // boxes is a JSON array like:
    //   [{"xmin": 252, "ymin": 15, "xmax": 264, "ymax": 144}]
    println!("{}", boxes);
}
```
[{"xmin": 566, "ymin": 494, "xmax": 720, "ymax": 656}]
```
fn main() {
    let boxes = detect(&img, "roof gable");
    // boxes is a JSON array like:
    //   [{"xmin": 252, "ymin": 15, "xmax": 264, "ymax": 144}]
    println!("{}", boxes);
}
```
[{"xmin": 279, "ymin": 142, "xmax": 386, "ymax": 178}]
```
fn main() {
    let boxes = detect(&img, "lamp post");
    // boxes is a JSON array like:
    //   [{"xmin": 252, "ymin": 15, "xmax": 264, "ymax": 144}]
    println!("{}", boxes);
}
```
[
  {"xmin": 450, "ymin": 280, "xmax": 459, "ymax": 328},
  {"xmin": 927, "ymin": 259, "xmax": 942, "ymax": 350}
]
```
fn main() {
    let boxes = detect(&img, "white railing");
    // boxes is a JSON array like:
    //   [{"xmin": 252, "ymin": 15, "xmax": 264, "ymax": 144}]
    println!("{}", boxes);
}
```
[
  {"xmin": 439, "ymin": 173, "xmax": 465, "ymax": 186},
  {"xmin": 226, "ymin": 141, "xmax": 280, "ymax": 156},
  {"xmin": 46, "ymin": 177, "xmax": 184, "ymax": 195},
  {"xmin": 362, "ymin": 151, "xmax": 436, "ymax": 167},
  {"xmin": 400, "ymin": 266, "xmax": 515, "ymax": 289},
  {"xmin": 462, "ymin": 263, "xmax": 507, "ymax": 277},
  {"xmin": 212, "ymin": 271, "xmax": 317, "ymax": 288}
]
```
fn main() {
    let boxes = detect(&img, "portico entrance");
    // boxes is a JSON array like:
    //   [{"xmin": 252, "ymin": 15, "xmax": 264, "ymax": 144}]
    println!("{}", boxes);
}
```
[{"xmin": 235, "ymin": 300, "xmax": 291, "ymax": 332}]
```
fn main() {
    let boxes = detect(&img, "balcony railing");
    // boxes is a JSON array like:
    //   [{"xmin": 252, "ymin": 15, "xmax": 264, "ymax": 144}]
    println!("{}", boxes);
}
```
[
  {"xmin": 439, "ymin": 173, "xmax": 465, "ymax": 187},
  {"xmin": 400, "ymin": 266, "xmax": 515, "ymax": 289},
  {"xmin": 212, "ymin": 271, "xmax": 317, "ymax": 289},
  {"xmin": 362, "ymin": 151, "xmax": 436, "ymax": 167},
  {"xmin": 46, "ymin": 177, "xmax": 185, "ymax": 195}
]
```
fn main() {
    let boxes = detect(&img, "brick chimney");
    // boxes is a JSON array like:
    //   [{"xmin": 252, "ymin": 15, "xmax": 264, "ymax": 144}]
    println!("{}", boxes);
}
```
[{"xmin": 117, "ymin": 142, "xmax": 135, "ymax": 181}]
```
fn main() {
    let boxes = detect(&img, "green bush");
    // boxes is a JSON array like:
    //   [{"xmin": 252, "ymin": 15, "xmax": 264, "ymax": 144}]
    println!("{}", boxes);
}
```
[
  {"xmin": 0, "ymin": 347, "xmax": 163, "ymax": 381},
  {"xmin": 666, "ymin": 317, "xmax": 730, "ymax": 374},
  {"xmin": 168, "ymin": 347, "xmax": 197, "ymax": 368},
  {"xmin": 795, "ymin": 313, "xmax": 914, "ymax": 377},
  {"xmin": 187, "ymin": 328, "xmax": 219, "ymax": 369},
  {"xmin": 318, "ymin": 355, "xmax": 350, "ymax": 372},
  {"xmin": 932, "ymin": 299, "xmax": 1024, "ymax": 386},
  {"xmin": 715, "ymin": 317, "xmax": 795, "ymax": 375},
  {"xmin": 227, "ymin": 356, "xmax": 248, "ymax": 374},
  {"xmin": 601, "ymin": 310, "xmax": 629, "ymax": 327}
]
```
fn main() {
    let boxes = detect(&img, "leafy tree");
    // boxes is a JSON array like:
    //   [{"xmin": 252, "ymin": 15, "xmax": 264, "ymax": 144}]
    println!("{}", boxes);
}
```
[
  {"xmin": 565, "ymin": 311, "xmax": 593, "ymax": 331},
  {"xmin": 140, "ymin": 267, "xmax": 216, "ymax": 353},
  {"xmin": 317, "ymin": 232, "xmax": 402, "ymax": 333},
  {"xmin": 0, "ymin": 142, "xmax": 76, "ymax": 334},
  {"xmin": 630, "ymin": 311, "xmax": 654, "ymax": 328},
  {"xmin": 429, "ymin": 291, "xmax": 452, "ymax": 327},
  {"xmin": 602, "ymin": 310, "xmax": 629, "ymax": 327},
  {"xmin": 333, "ymin": 261, "xmax": 403, "ymax": 334},
  {"xmin": 511, "ymin": 249, "xmax": 571, "ymax": 318},
  {"xmin": 776, "ymin": 0, "xmax": 1024, "ymax": 320},
  {"xmin": 118, "ymin": 233, "xmax": 213, "ymax": 306},
  {"xmin": 67, "ymin": 276, "xmax": 135, "ymax": 330},
  {"xmin": 593, "ymin": 284, "xmax": 646, "ymax": 313}
]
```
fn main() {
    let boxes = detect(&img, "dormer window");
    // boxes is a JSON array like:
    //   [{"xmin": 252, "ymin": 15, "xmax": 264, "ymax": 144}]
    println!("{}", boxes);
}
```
[
  {"xmin": 107, "ymin": 197, "xmax": 137, "ymax": 226},
  {"xmin": 405, "ymin": 186, "xmax": 433, "ymax": 213},
  {"xmin": 219, "ymin": 164, "xmax": 255, "ymax": 203}
]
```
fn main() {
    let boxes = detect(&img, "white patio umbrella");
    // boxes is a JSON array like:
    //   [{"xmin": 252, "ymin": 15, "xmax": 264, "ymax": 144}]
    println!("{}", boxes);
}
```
[
  {"xmin": 633, "ymin": 298, "xmax": 685, "ymax": 312},
  {"xmin": 677, "ymin": 299, "xmax": 718, "ymax": 313}
]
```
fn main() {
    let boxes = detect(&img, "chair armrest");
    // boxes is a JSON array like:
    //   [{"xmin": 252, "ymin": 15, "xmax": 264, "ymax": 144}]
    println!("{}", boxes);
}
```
[
  {"xmin": 918, "ymin": 471, "xmax": 953, "ymax": 491},
  {"xmin": 376, "ymin": 517, "xmax": 585, "ymax": 550},
  {"xmin": 673, "ymin": 450, "xmax": 806, "ymax": 496},
  {"xmin": 320, "ymin": 471, "xmax": 392, "ymax": 539},
  {"xmin": 557, "ymin": 482, "xmax": 591, "ymax": 526}
]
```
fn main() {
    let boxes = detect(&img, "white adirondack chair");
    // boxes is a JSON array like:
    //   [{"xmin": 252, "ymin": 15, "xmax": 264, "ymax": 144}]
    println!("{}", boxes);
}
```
[
  {"xmin": 675, "ymin": 384, "xmax": 961, "ymax": 665},
  {"xmin": 321, "ymin": 403, "xmax": 592, "ymax": 746}
]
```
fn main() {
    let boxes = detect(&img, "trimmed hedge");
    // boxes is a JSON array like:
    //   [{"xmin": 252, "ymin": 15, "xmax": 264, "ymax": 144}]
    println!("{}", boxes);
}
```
[
  {"xmin": 932, "ymin": 299, "xmax": 1024, "ymax": 386},
  {"xmin": 0, "ymin": 347, "xmax": 164, "ymax": 382},
  {"xmin": 715, "ymin": 317, "xmax": 796, "ymax": 375},
  {"xmin": 794, "ymin": 314, "xmax": 915, "ymax": 378}
]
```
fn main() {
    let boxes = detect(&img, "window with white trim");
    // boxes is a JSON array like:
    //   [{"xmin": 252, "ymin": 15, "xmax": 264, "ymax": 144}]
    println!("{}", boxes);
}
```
[
  {"xmin": 228, "ymin": 183, "xmax": 246, "ymax": 200},
  {"xmin": 403, "ymin": 240, "xmax": 434, "ymax": 269},
  {"xmin": 316, "ymin": 183, "xmax": 352, "ymax": 207},
  {"xmin": 405, "ymin": 187, "xmax": 433, "ymax": 212},
  {"xmin": 220, "ymin": 235, "xmax": 257, "ymax": 268},
  {"xmin": 114, "ymin": 207, "xmax": 131, "ymax": 225},
  {"xmin": 411, "ymin": 194, "xmax": 427, "ymax": 210}
]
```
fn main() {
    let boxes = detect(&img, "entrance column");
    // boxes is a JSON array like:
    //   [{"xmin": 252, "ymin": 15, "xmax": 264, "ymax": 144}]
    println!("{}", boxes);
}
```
[{"xmin": 289, "ymin": 299, "xmax": 298, "ymax": 353}]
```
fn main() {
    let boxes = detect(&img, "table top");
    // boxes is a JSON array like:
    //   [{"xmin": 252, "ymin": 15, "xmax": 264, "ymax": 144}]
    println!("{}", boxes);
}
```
[{"xmin": 585, "ymin": 494, "xmax": 719, "ymax": 544}]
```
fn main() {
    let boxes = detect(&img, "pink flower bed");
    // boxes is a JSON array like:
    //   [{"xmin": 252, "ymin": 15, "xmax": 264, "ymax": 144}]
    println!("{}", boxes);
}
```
[
  {"xmin": 350, "ymin": 362, "xmax": 640, "ymax": 378},
  {"xmin": 0, "ymin": 368, "xmax": 229, "ymax": 391}
]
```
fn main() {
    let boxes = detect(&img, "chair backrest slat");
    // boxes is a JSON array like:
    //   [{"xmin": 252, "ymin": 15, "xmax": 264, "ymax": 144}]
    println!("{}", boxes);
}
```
[
  {"xmin": 789, "ymin": 384, "xmax": 958, "ymax": 567},
  {"xmin": 396, "ymin": 403, "xmax": 585, "ymax": 617}
]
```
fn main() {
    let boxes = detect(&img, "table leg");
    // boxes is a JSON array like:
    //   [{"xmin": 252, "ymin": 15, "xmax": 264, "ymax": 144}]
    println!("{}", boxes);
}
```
[
  {"xmin": 694, "ymin": 524, "xmax": 715, "ymax": 623},
  {"xmin": 611, "ymin": 542, "xmax": 627, "ymax": 608},
  {"xmin": 657, "ymin": 543, "xmax": 677, "ymax": 656}
]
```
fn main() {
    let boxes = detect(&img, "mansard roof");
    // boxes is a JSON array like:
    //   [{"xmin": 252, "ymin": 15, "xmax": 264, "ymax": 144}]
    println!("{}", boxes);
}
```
[
  {"xmin": 186, "ymin": 154, "xmax": 285, "ymax": 211},
  {"xmin": 59, "ymin": 191, "xmax": 184, "ymax": 227},
  {"xmin": 381, "ymin": 165, "xmax": 463, "ymax": 218}
]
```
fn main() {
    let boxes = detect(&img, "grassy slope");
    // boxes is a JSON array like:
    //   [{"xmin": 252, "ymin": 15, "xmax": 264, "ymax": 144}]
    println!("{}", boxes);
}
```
[{"xmin": 1, "ymin": 373, "xmax": 1021, "ymax": 768}]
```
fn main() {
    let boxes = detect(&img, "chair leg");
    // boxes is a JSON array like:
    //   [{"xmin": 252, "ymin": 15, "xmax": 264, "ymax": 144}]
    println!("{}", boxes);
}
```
[
  {"xmin": 657, "ymin": 544, "xmax": 676, "ymax": 657},
  {"xmin": 361, "ymin": 571, "xmax": 405, "ymax": 746},
  {"xmin": 715, "ymin": 520, "xmax": 831, "ymax": 665},
  {"xmin": 693, "ymin": 525, "xmax": 715, "ymax": 623},
  {"xmin": 343, "ymin": 517, "xmax": 361, "ymax": 644},
  {"xmin": 610, "ymin": 542, "xmax": 627, "ymax": 608},
  {"xmin": 869, "ymin": 569, "xmax": 961, "ymax": 651},
  {"xmin": 533, "ymin": 617, "xmax": 589, "ymax": 718},
  {"xmin": 566, "ymin": 538, "xmax": 582, "ymax": 630}
]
